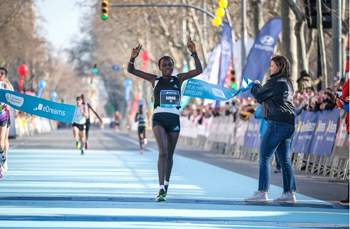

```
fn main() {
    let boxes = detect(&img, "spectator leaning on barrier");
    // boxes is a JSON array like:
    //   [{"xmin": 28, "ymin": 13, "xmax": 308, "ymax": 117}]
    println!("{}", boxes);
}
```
[
  {"xmin": 297, "ymin": 70, "xmax": 322, "ymax": 93},
  {"xmin": 245, "ymin": 55, "xmax": 297, "ymax": 203},
  {"xmin": 337, "ymin": 78, "xmax": 349, "ymax": 205}
]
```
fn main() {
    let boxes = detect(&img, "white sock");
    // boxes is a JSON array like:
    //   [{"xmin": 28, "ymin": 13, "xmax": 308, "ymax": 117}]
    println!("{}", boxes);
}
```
[
  {"xmin": 159, "ymin": 185, "xmax": 165, "ymax": 191},
  {"xmin": 164, "ymin": 181, "xmax": 170, "ymax": 186}
]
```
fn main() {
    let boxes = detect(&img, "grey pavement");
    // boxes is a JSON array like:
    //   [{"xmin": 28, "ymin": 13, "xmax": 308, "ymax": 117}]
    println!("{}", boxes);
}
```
[{"xmin": 0, "ymin": 127, "xmax": 347, "ymax": 228}]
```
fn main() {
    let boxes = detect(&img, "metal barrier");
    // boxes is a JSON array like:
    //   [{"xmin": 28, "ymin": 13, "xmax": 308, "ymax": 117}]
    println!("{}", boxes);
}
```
[
  {"xmin": 178, "ymin": 110, "xmax": 349, "ymax": 180},
  {"xmin": 15, "ymin": 116, "xmax": 57, "ymax": 137}
]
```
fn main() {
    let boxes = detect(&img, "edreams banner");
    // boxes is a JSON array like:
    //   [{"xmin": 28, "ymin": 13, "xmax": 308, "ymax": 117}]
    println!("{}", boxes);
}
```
[
  {"xmin": 240, "ymin": 18, "xmax": 282, "ymax": 98},
  {"xmin": 183, "ymin": 77, "xmax": 254, "ymax": 101},
  {"xmin": 0, "ymin": 89, "xmax": 77, "ymax": 123}
]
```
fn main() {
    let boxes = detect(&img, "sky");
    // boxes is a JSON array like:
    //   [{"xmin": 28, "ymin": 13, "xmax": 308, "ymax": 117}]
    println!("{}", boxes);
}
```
[{"xmin": 34, "ymin": 0, "xmax": 90, "ymax": 52}]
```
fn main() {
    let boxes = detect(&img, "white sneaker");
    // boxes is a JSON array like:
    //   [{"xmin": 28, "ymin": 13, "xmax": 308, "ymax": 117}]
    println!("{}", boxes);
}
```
[
  {"xmin": 244, "ymin": 191, "xmax": 268, "ymax": 202},
  {"xmin": 143, "ymin": 138, "xmax": 147, "ymax": 145},
  {"xmin": 273, "ymin": 192, "xmax": 297, "ymax": 203}
]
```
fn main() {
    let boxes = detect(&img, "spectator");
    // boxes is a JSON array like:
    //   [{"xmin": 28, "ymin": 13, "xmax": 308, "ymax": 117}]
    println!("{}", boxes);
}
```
[
  {"xmin": 337, "ymin": 78, "xmax": 349, "ymax": 205},
  {"xmin": 326, "ymin": 87, "xmax": 332, "ymax": 93},
  {"xmin": 297, "ymin": 70, "xmax": 322, "ymax": 93},
  {"xmin": 224, "ymin": 102, "xmax": 231, "ymax": 116}
]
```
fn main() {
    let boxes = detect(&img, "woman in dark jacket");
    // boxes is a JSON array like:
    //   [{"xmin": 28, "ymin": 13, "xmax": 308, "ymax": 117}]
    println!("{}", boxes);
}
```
[{"xmin": 245, "ymin": 55, "xmax": 297, "ymax": 203}]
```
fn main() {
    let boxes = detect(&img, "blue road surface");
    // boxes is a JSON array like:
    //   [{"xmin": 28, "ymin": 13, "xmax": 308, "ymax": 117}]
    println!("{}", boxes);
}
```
[{"xmin": 0, "ymin": 130, "xmax": 348, "ymax": 228}]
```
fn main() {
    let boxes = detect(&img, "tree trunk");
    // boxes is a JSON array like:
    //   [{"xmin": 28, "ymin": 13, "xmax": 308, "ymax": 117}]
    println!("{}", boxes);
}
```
[
  {"xmin": 316, "ymin": 0, "xmax": 327, "ymax": 89},
  {"xmin": 281, "ymin": 0, "xmax": 298, "ymax": 85},
  {"xmin": 252, "ymin": 0, "xmax": 265, "ymax": 38},
  {"xmin": 295, "ymin": 20, "xmax": 308, "ymax": 72}
]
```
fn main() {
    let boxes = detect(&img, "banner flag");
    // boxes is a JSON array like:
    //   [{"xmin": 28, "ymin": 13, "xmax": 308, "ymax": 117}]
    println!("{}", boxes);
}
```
[
  {"xmin": 0, "ymin": 89, "xmax": 77, "ymax": 123},
  {"xmin": 240, "ymin": 18, "xmax": 282, "ymax": 98},
  {"xmin": 183, "ymin": 77, "xmax": 254, "ymax": 101},
  {"xmin": 215, "ymin": 22, "xmax": 233, "ymax": 107},
  {"xmin": 310, "ymin": 109, "xmax": 341, "ymax": 157}
]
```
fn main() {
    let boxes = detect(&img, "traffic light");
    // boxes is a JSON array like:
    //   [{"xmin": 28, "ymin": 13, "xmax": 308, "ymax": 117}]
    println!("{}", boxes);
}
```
[
  {"xmin": 90, "ymin": 79, "xmax": 94, "ymax": 87},
  {"xmin": 230, "ymin": 69, "xmax": 237, "ymax": 89},
  {"xmin": 101, "ymin": 1, "xmax": 109, "ymax": 20},
  {"xmin": 93, "ymin": 63, "xmax": 98, "ymax": 73}
]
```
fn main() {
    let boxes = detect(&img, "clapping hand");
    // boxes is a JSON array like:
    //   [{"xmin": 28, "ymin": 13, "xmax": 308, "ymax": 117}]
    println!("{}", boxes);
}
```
[
  {"xmin": 131, "ymin": 44, "xmax": 142, "ymax": 59},
  {"xmin": 187, "ymin": 37, "xmax": 196, "ymax": 54}
]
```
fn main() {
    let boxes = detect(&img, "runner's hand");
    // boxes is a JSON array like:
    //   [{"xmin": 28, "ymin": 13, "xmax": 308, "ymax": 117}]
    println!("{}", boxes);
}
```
[
  {"xmin": 187, "ymin": 37, "xmax": 196, "ymax": 54},
  {"xmin": 131, "ymin": 44, "xmax": 142, "ymax": 59}
]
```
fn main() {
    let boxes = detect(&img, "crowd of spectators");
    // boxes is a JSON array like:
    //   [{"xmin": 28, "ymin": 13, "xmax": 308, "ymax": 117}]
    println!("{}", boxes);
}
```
[{"xmin": 180, "ymin": 70, "xmax": 346, "ymax": 125}]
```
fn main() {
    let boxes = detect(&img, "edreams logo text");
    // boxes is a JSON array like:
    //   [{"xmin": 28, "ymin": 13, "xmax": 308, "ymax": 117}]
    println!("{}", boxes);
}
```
[
  {"xmin": 5, "ymin": 93, "xmax": 24, "ymax": 107},
  {"xmin": 34, "ymin": 104, "xmax": 65, "ymax": 116}
]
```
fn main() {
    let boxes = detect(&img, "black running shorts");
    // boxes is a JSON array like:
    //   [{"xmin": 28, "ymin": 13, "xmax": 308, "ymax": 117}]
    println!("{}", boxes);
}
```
[
  {"xmin": 73, "ymin": 123, "xmax": 86, "ymax": 131},
  {"xmin": 152, "ymin": 113, "xmax": 180, "ymax": 133}
]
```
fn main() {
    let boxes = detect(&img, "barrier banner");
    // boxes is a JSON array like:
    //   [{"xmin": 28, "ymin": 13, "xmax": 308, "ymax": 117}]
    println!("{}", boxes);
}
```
[
  {"xmin": 183, "ymin": 77, "xmax": 254, "ymax": 101},
  {"xmin": 244, "ymin": 115, "xmax": 260, "ymax": 147},
  {"xmin": 0, "ymin": 89, "xmax": 77, "ymax": 123},
  {"xmin": 310, "ymin": 109, "xmax": 341, "ymax": 157},
  {"xmin": 299, "ymin": 111, "xmax": 319, "ymax": 153},
  {"xmin": 291, "ymin": 111, "xmax": 306, "ymax": 153}
]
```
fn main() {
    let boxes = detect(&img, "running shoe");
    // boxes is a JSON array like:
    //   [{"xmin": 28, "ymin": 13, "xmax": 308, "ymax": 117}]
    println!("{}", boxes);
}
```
[
  {"xmin": 143, "ymin": 138, "xmax": 147, "ymax": 145},
  {"xmin": 85, "ymin": 141, "xmax": 89, "ymax": 149},
  {"xmin": 2, "ymin": 162, "xmax": 8, "ymax": 172},
  {"xmin": 0, "ymin": 165, "xmax": 3, "ymax": 178},
  {"xmin": 273, "ymin": 192, "xmax": 297, "ymax": 203},
  {"xmin": 340, "ymin": 197, "xmax": 349, "ymax": 205},
  {"xmin": 155, "ymin": 188, "xmax": 166, "ymax": 202},
  {"xmin": 164, "ymin": 185, "xmax": 169, "ymax": 197},
  {"xmin": 244, "ymin": 191, "xmax": 268, "ymax": 202},
  {"xmin": 140, "ymin": 149, "xmax": 143, "ymax": 154},
  {"xmin": 0, "ymin": 152, "xmax": 6, "ymax": 165},
  {"xmin": 76, "ymin": 141, "xmax": 80, "ymax": 148},
  {"xmin": 81, "ymin": 150, "xmax": 84, "ymax": 155}
]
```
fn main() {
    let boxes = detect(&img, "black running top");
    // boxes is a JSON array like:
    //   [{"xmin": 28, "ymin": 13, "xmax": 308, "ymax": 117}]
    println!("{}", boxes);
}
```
[{"xmin": 153, "ymin": 76, "xmax": 181, "ymax": 109}]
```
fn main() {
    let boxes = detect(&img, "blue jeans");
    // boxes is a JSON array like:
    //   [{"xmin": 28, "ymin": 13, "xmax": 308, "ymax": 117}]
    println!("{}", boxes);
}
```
[{"xmin": 258, "ymin": 120, "xmax": 297, "ymax": 193}]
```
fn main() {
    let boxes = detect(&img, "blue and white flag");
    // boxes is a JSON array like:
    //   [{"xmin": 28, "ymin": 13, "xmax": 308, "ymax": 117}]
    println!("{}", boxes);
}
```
[
  {"xmin": 183, "ymin": 77, "xmax": 254, "ymax": 101},
  {"xmin": 0, "ymin": 89, "xmax": 77, "ymax": 123},
  {"xmin": 216, "ymin": 22, "xmax": 233, "ymax": 107},
  {"xmin": 240, "ymin": 18, "xmax": 282, "ymax": 98}
]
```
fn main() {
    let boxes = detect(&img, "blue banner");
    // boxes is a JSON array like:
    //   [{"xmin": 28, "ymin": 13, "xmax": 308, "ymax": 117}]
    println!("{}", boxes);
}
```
[
  {"xmin": 216, "ymin": 22, "xmax": 233, "ymax": 107},
  {"xmin": 310, "ymin": 109, "xmax": 341, "ymax": 157},
  {"xmin": 183, "ymin": 77, "xmax": 254, "ymax": 101},
  {"xmin": 291, "ymin": 112, "xmax": 305, "ymax": 153},
  {"xmin": 240, "ymin": 18, "xmax": 282, "ymax": 98},
  {"xmin": 0, "ymin": 89, "xmax": 77, "ymax": 123},
  {"xmin": 244, "ymin": 115, "xmax": 260, "ymax": 148},
  {"xmin": 217, "ymin": 22, "xmax": 233, "ymax": 87}
]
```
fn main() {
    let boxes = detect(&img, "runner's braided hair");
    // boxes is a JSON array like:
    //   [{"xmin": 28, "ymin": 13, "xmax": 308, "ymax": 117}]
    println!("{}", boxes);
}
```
[{"xmin": 158, "ymin": 56, "xmax": 174, "ymax": 68}]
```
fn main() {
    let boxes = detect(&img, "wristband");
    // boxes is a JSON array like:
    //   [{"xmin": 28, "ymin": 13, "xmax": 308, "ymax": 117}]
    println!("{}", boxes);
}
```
[
  {"xmin": 191, "ymin": 52, "xmax": 197, "ymax": 58},
  {"xmin": 129, "ymin": 61, "xmax": 134, "ymax": 64}
]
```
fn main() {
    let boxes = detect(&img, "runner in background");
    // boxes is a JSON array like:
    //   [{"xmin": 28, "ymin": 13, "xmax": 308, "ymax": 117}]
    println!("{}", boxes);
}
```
[
  {"xmin": 0, "ymin": 67, "xmax": 13, "ymax": 177},
  {"xmin": 135, "ymin": 105, "xmax": 149, "ymax": 154},
  {"xmin": 81, "ymin": 94, "xmax": 103, "ymax": 149},
  {"xmin": 114, "ymin": 111, "xmax": 122, "ymax": 133},
  {"xmin": 72, "ymin": 96, "xmax": 88, "ymax": 155},
  {"xmin": 3, "ymin": 78, "xmax": 13, "ymax": 172}
]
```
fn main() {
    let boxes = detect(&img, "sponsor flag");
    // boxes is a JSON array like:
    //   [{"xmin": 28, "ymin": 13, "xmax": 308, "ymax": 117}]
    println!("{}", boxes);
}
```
[
  {"xmin": 215, "ymin": 22, "xmax": 233, "ymax": 107},
  {"xmin": 0, "ymin": 89, "xmax": 77, "ymax": 123},
  {"xmin": 240, "ymin": 18, "xmax": 282, "ymax": 98}
]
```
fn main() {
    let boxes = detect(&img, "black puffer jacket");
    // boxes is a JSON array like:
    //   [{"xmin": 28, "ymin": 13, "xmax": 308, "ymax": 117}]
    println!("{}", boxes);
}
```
[{"xmin": 251, "ymin": 73, "xmax": 295, "ymax": 125}]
